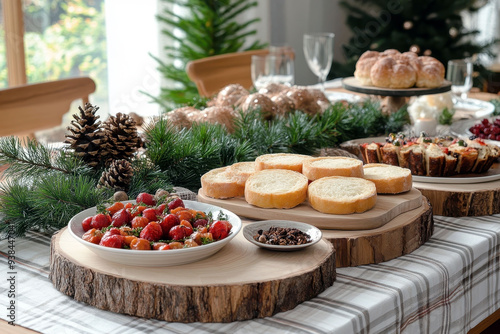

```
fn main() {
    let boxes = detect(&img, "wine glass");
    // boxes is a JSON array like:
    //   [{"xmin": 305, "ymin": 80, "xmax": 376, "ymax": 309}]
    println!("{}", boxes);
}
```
[
  {"xmin": 446, "ymin": 59, "xmax": 473, "ymax": 101},
  {"xmin": 251, "ymin": 54, "xmax": 294, "ymax": 91},
  {"xmin": 303, "ymin": 33, "xmax": 335, "ymax": 92}
]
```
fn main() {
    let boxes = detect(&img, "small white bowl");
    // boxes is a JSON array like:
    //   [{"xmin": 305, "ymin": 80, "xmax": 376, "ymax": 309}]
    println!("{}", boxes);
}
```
[
  {"xmin": 68, "ymin": 200, "xmax": 242, "ymax": 267},
  {"xmin": 243, "ymin": 220, "xmax": 322, "ymax": 251}
]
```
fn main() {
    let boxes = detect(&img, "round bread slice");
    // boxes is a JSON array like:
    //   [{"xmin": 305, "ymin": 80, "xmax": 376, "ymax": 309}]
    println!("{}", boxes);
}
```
[
  {"xmin": 302, "ymin": 157, "xmax": 364, "ymax": 181},
  {"xmin": 308, "ymin": 176, "xmax": 377, "ymax": 214},
  {"xmin": 245, "ymin": 169, "xmax": 308, "ymax": 209},
  {"xmin": 363, "ymin": 163, "xmax": 412, "ymax": 194},
  {"xmin": 255, "ymin": 153, "xmax": 310, "ymax": 173},
  {"xmin": 201, "ymin": 167, "xmax": 244, "ymax": 199},
  {"xmin": 227, "ymin": 161, "xmax": 256, "ymax": 186}
]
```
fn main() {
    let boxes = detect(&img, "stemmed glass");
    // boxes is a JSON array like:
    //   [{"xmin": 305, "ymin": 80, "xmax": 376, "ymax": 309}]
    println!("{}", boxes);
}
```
[
  {"xmin": 446, "ymin": 59, "xmax": 473, "ymax": 101},
  {"xmin": 303, "ymin": 33, "xmax": 335, "ymax": 92}
]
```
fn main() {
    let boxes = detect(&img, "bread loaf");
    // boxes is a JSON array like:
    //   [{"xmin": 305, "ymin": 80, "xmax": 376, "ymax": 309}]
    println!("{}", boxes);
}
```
[
  {"xmin": 302, "ymin": 157, "xmax": 363, "ymax": 181},
  {"xmin": 308, "ymin": 176, "xmax": 377, "ymax": 214},
  {"xmin": 255, "ymin": 153, "xmax": 310, "ymax": 173},
  {"xmin": 245, "ymin": 169, "xmax": 308, "ymax": 209},
  {"xmin": 363, "ymin": 163, "xmax": 412, "ymax": 194},
  {"xmin": 201, "ymin": 167, "xmax": 244, "ymax": 199}
]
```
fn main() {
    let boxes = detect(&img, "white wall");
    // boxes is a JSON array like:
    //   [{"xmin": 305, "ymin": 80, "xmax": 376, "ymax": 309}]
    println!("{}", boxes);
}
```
[{"xmin": 105, "ymin": 0, "xmax": 161, "ymax": 117}]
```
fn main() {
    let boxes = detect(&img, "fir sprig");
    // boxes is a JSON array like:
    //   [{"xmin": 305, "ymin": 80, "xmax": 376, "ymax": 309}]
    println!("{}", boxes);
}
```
[{"xmin": 0, "ymin": 137, "xmax": 91, "ymax": 177}]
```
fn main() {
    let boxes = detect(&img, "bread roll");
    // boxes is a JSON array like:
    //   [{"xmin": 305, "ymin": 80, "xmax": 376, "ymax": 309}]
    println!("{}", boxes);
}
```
[
  {"xmin": 255, "ymin": 153, "xmax": 310, "ymax": 173},
  {"xmin": 201, "ymin": 167, "xmax": 244, "ymax": 199},
  {"xmin": 354, "ymin": 51, "xmax": 380, "ymax": 85},
  {"xmin": 245, "ymin": 169, "xmax": 308, "ymax": 209},
  {"xmin": 415, "ymin": 56, "xmax": 445, "ymax": 88},
  {"xmin": 227, "ymin": 161, "xmax": 256, "ymax": 186},
  {"xmin": 370, "ymin": 56, "xmax": 416, "ymax": 89},
  {"xmin": 363, "ymin": 163, "xmax": 412, "ymax": 194},
  {"xmin": 308, "ymin": 176, "xmax": 377, "ymax": 214},
  {"xmin": 302, "ymin": 157, "xmax": 363, "ymax": 181}
]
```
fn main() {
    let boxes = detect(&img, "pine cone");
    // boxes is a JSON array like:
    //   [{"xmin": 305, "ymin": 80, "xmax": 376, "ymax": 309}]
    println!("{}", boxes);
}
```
[
  {"xmin": 103, "ymin": 113, "xmax": 142, "ymax": 163},
  {"xmin": 98, "ymin": 159, "xmax": 133, "ymax": 191},
  {"xmin": 64, "ymin": 103, "xmax": 108, "ymax": 168}
]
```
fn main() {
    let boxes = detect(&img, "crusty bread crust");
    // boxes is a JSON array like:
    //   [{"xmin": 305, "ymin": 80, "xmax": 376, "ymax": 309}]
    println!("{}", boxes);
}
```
[
  {"xmin": 302, "ymin": 157, "xmax": 363, "ymax": 181},
  {"xmin": 363, "ymin": 163, "xmax": 412, "ymax": 194},
  {"xmin": 255, "ymin": 153, "xmax": 310, "ymax": 173},
  {"xmin": 201, "ymin": 167, "xmax": 244, "ymax": 199},
  {"xmin": 245, "ymin": 169, "xmax": 308, "ymax": 209},
  {"xmin": 308, "ymin": 176, "xmax": 377, "ymax": 214}
]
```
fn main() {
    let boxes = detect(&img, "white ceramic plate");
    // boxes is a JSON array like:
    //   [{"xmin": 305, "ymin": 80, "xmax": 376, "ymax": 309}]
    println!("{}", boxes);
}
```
[
  {"xmin": 450, "ymin": 117, "xmax": 500, "ymax": 147},
  {"xmin": 68, "ymin": 200, "xmax": 242, "ymax": 267},
  {"xmin": 413, "ymin": 173, "xmax": 500, "ymax": 184},
  {"xmin": 453, "ymin": 98, "xmax": 495, "ymax": 120},
  {"xmin": 243, "ymin": 220, "xmax": 322, "ymax": 252}
]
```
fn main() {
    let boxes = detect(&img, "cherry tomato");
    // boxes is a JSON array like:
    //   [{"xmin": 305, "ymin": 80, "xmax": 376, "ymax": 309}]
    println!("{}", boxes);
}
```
[
  {"xmin": 158, "ymin": 244, "xmax": 171, "ymax": 251},
  {"xmin": 176, "ymin": 210, "xmax": 193, "ymax": 222},
  {"xmin": 111, "ymin": 208, "xmax": 131, "ymax": 227},
  {"xmin": 142, "ymin": 208, "xmax": 158, "ymax": 222},
  {"xmin": 123, "ymin": 235, "xmax": 136, "ymax": 246},
  {"xmin": 156, "ymin": 203, "xmax": 167, "ymax": 215},
  {"xmin": 140, "ymin": 222, "xmax": 163, "ymax": 242},
  {"xmin": 168, "ymin": 198, "xmax": 184, "ymax": 211},
  {"xmin": 91, "ymin": 213, "xmax": 112, "ymax": 229},
  {"xmin": 169, "ymin": 225, "xmax": 190, "ymax": 240},
  {"xmin": 160, "ymin": 214, "xmax": 180, "ymax": 238},
  {"xmin": 209, "ymin": 220, "xmax": 231, "ymax": 240},
  {"xmin": 152, "ymin": 242, "xmax": 168, "ymax": 250},
  {"xmin": 82, "ymin": 228, "xmax": 103, "ymax": 244},
  {"xmin": 99, "ymin": 234, "xmax": 123, "ymax": 248},
  {"xmin": 81, "ymin": 216, "xmax": 92, "ymax": 232},
  {"xmin": 136, "ymin": 192, "xmax": 156, "ymax": 206},
  {"xmin": 184, "ymin": 239, "xmax": 199, "ymax": 248},
  {"xmin": 168, "ymin": 241, "xmax": 183, "ymax": 249},
  {"xmin": 130, "ymin": 238, "xmax": 151, "ymax": 250},
  {"xmin": 106, "ymin": 202, "xmax": 124, "ymax": 215},
  {"xmin": 193, "ymin": 218, "xmax": 208, "ymax": 228},
  {"xmin": 131, "ymin": 216, "xmax": 149, "ymax": 229}
]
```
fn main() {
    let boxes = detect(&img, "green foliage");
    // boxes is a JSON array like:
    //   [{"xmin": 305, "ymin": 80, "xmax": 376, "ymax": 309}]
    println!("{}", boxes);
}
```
[
  {"xmin": 491, "ymin": 98, "xmax": 500, "ymax": 116},
  {"xmin": 154, "ymin": 0, "xmax": 267, "ymax": 108},
  {"xmin": 331, "ymin": 0, "xmax": 499, "ymax": 88},
  {"xmin": 0, "ymin": 0, "xmax": 107, "ymax": 105}
]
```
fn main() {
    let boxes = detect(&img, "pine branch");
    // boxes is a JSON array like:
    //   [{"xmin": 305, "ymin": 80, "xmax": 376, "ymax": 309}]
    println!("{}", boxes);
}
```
[{"xmin": 0, "ymin": 137, "xmax": 91, "ymax": 178}]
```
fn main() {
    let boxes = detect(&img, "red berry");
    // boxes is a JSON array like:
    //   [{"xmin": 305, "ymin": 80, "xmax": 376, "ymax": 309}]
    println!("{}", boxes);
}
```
[
  {"xmin": 496, "ymin": 135, "xmax": 500, "ymax": 141},
  {"xmin": 111, "ymin": 208, "xmax": 131, "ymax": 227},
  {"xmin": 99, "ymin": 233, "xmax": 123, "ymax": 248},
  {"xmin": 140, "ymin": 221, "xmax": 163, "ymax": 242},
  {"xmin": 142, "ymin": 208, "xmax": 158, "ymax": 222},
  {"xmin": 136, "ymin": 192, "xmax": 156, "ymax": 206},
  {"xmin": 91, "ymin": 213, "xmax": 112, "ymax": 229},
  {"xmin": 168, "ymin": 225, "xmax": 190, "ymax": 240},
  {"xmin": 82, "ymin": 216, "xmax": 93, "ymax": 232},
  {"xmin": 160, "ymin": 214, "xmax": 180, "ymax": 238},
  {"xmin": 167, "ymin": 198, "xmax": 184, "ymax": 211}
]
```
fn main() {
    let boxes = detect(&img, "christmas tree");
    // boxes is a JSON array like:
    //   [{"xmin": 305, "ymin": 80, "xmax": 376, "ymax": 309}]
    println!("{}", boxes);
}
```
[
  {"xmin": 332, "ymin": 0, "xmax": 498, "ymax": 87},
  {"xmin": 150, "ymin": 0, "xmax": 267, "ymax": 108}
]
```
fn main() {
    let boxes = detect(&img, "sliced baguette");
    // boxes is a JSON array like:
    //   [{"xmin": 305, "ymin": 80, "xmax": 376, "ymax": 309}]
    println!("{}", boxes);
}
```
[
  {"xmin": 255, "ymin": 153, "xmax": 310, "ymax": 173},
  {"xmin": 424, "ymin": 143, "xmax": 445, "ymax": 177},
  {"xmin": 380, "ymin": 143, "xmax": 400, "ymax": 166},
  {"xmin": 227, "ymin": 161, "xmax": 256, "ymax": 186},
  {"xmin": 308, "ymin": 176, "xmax": 377, "ymax": 214},
  {"xmin": 448, "ymin": 144, "xmax": 478, "ymax": 174},
  {"xmin": 360, "ymin": 142, "xmax": 382, "ymax": 164},
  {"xmin": 201, "ymin": 167, "xmax": 244, "ymax": 199},
  {"xmin": 245, "ymin": 169, "xmax": 308, "ymax": 209},
  {"xmin": 362, "ymin": 163, "xmax": 412, "ymax": 194},
  {"xmin": 302, "ymin": 157, "xmax": 363, "ymax": 181}
]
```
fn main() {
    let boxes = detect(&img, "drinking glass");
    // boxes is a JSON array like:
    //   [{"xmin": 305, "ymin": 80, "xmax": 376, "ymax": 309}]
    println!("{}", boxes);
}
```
[
  {"xmin": 251, "ymin": 54, "xmax": 295, "ymax": 91},
  {"xmin": 447, "ymin": 59, "xmax": 473, "ymax": 100},
  {"xmin": 303, "ymin": 32, "xmax": 335, "ymax": 92}
]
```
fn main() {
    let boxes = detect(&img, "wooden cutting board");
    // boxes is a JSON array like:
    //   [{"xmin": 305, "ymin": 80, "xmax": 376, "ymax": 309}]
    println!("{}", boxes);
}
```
[{"xmin": 198, "ymin": 188, "xmax": 423, "ymax": 230}]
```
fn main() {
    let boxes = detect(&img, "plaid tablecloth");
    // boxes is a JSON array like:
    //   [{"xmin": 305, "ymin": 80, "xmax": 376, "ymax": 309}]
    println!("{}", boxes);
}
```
[{"xmin": 1, "ymin": 210, "xmax": 499, "ymax": 333}]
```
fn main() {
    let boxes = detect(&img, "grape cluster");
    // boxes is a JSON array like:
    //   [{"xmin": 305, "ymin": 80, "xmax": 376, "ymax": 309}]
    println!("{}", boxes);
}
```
[{"xmin": 469, "ymin": 118, "xmax": 500, "ymax": 141}]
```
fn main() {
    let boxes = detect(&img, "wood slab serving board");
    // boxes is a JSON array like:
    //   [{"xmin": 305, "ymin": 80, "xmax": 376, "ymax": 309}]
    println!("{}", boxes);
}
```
[
  {"xmin": 198, "ymin": 188, "xmax": 423, "ymax": 230},
  {"xmin": 50, "ymin": 227, "xmax": 336, "ymax": 323},
  {"xmin": 324, "ymin": 198, "xmax": 433, "ymax": 267}
]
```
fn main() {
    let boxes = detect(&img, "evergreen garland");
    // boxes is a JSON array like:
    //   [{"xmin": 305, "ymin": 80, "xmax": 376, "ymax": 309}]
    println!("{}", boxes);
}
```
[
  {"xmin": 0, "ymin": 99, "xmax": 410, "ymax": 237},
  {"xmin": 151, "ymin": 0, "xmax": 267, "ymax": 108}
]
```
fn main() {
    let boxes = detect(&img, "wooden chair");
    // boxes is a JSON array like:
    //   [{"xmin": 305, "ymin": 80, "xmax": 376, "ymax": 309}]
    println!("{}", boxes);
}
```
[
  {"xmin": 186, "ymin": 49, "xmax": 269, "ymax": 97},
  {"xmin": 0, "ymin": 77, "xmax": 96, "ymax": 138}
]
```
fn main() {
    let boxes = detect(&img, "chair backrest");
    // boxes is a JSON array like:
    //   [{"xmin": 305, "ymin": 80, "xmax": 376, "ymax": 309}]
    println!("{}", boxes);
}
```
[
  {"xmin": 186, "ymin": 49, "xmax": 269, "ymax": 97},
  {"xmin": 0, "ymin": 77, "xmax": 96, "ymax": 137}
]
